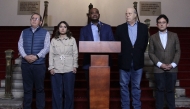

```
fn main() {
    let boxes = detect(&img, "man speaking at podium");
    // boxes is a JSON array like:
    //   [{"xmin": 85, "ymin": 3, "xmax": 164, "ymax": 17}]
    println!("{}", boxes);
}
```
[{"xmin": 79, "ymin": 8, "xmax": 115, "ymax": 108}]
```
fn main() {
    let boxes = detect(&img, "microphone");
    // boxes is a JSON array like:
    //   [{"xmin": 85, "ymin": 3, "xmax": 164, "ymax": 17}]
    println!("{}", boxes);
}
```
[{"xmin": 97, "ymin": 23, "xmax": 100, "ymax": 35}]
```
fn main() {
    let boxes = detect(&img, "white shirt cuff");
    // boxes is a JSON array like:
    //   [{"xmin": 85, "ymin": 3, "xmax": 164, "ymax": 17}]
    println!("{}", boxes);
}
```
[
  {"xmin": 157, "ymin": 62, "xmax": 162, "ymax": 68},
  {"xmin": 171, "ymin": 62, "xmax": 177, "ymax": 68}
]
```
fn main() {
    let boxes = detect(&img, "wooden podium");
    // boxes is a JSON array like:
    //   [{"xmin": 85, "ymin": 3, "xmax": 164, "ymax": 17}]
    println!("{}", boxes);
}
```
[{"xmin": 79, "ymin": 41, "xmax": 121, "ymax": 109}]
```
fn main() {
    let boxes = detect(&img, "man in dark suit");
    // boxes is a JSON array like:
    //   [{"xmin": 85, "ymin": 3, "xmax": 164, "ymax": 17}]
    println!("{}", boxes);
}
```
[
  {"xmin": 115, "ymin": 8, "xmax": 149, "ymax": 109},
  {"xmin": 79, "ymin": 8, "xmax": 114, "ymax": 107},
  {"xmin": 80, "ymin": 8, "xmax": 114, "ymax": 69},
  {"xmin": 148, "ymin": 14, "xmax": 181, "ymax": 109}
]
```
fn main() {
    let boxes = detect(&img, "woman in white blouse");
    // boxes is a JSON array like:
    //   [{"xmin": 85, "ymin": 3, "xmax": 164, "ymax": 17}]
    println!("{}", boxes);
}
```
[{"xmin": 48, "ymin": 21, "xmax": 78, "ymax": 109}]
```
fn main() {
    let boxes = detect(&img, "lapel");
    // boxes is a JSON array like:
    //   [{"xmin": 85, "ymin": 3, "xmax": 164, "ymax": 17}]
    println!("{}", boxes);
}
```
[
  {"xmin": 99, "ymin": 22, "xmax": 103, "ymax": 40},
  {"xmin": 88, "ymin": 22, "xmax": 103, "ymax": 41},
  {"xmin": 87, "ymin": 24, "xmax": 94, "ymax": 41},
  {"xmin": 99, "ymin": 22, "xmax": 107, "ymax": 41},
  {"xmin": 136, "ymin": 22, "xmax": 140, "ymax": 45},
  {"xmin": 165, "ymin": 31, "xmax": 171, "ymax": 50},
  {"xmin": 155, "ymin": 31, "xmax": 172, "ymax": 50},
  {"xmin": 155, "ymin": 32, "xmax": 164, "ymax": 49},
  {"xmin": 129, "ymin": 22, "xmax": 139, "ymax": 46},
  {"xmin": 125, "ymin": 23, "xmax": 132, "ymax": 46}
]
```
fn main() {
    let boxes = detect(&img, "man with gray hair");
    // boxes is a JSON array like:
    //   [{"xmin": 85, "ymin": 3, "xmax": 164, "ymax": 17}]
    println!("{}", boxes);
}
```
[{"xmin": 115, "ymin": 8, "xmax": 149, "ymax": 109}]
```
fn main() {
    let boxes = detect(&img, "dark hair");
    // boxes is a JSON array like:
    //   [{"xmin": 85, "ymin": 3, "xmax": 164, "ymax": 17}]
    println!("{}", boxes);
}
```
[
  {"xmin": 54, "ymin": 21, "xmax": 72, "ymax": 39},
  {"xmin": 156, "ymin": 14, "xmax": 169, "ymax": 24},
  {"xmin": 31, "ymin": 13, "xmax": 42, "ymax": 21}
]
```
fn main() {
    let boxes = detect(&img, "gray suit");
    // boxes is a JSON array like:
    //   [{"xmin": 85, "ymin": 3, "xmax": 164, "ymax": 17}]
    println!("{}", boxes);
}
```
[
  {"xmin": 148, "ymin": 31, "xmax": 181, "ymax": 73},
  {"xmin": 149, "ymin": 30, "xmax": 181, "ymax": 109}
]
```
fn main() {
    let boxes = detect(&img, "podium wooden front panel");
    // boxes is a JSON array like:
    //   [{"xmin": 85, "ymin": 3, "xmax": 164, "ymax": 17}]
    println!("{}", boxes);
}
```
[
  {"xmin": 90, "ymin": 55, "xmax": 109, "ymax": 109},
  {"xmin": 79, "ymin": 41, "xmax": 121, "ymax": 53},
  {"xmin": 79, "ymin": 41, "xmax": 121, "ymax": 109}
]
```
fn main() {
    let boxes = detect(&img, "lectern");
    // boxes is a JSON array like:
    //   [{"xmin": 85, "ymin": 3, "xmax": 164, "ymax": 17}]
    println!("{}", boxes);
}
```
[{"xmin": 79, "ymin": 41, "xmax": 121, "ymax": 109}]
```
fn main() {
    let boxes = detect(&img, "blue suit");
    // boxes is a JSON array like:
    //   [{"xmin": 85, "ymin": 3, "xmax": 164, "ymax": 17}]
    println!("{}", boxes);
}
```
[
  {"xmin": 80, "ymin": 22, "xmax": 114, "ymax": 41},
  {"xmin": 79, "ymin": 22, "xmax": 114, "ymax": 108},
  {"xmin": 79, "ymin": 22, "xmax": 115, "ymax": 69}
]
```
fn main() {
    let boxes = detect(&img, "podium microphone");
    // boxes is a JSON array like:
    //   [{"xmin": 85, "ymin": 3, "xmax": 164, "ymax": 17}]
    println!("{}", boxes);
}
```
[{"xmin": 97, "ymin": 23, "xmax": 101, "ymax": 35}]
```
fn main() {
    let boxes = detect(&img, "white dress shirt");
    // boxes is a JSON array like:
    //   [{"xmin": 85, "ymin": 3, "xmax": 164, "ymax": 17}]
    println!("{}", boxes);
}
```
[
  {"xmin": 91, "ymin": 22, "xmax": 100, "ymax": 41},
  {"xmin": 157, "ymin": 30, "xmax": 177, "ymax": 68}
]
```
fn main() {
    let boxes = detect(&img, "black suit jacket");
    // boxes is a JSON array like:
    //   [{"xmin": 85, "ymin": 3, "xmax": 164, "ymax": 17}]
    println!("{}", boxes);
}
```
[{"xmin": 115, "ymin": 22, "xmax": 149, "ymax": 70}]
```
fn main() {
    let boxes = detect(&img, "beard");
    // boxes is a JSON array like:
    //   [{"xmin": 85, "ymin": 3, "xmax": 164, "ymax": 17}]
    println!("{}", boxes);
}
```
[{"xmin": 91, "ymin": 19, "xmax": 99, "ymax": 23}]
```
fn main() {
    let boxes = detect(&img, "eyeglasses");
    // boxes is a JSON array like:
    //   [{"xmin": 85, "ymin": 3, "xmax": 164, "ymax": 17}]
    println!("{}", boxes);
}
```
[
  {"xmin": 125, "ymin": 13, "xmax": 132, "ymax": 16},
  {"xmin": 31, "ymin": 17, "xmax": 40, "ymax": 21},
  {"xmin": 158, "ymin": 22, "xmax": 167, "ymax": 24}
]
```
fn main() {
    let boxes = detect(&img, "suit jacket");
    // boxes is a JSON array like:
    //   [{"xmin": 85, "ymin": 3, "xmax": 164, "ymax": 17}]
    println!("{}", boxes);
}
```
[
  {"xmin": 148, "ymin": 31, "xmax": 181, "ymax": 73},
  {"xmin": 115, "ymin": 22, "xmax": 149, "ymax": 70},
  {"xmin": 79, "ymin": 22, "xmax": 115, "ymax": 69}
]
